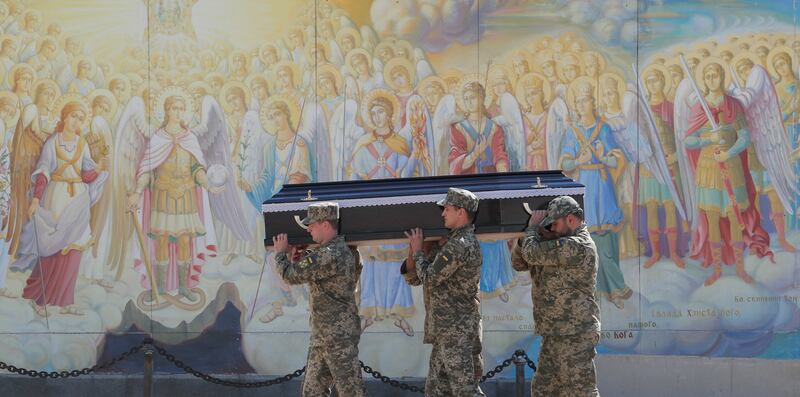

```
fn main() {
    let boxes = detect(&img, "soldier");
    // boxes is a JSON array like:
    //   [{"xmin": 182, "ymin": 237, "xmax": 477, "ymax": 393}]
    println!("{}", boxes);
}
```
[
  {"xmin": 272, "ymin": 202, "xmax": 367, "ymax": 397},
  {"xmin": 403, "ymin": 188, "xmax": 486, "ymax": 397},
  {"xmin": 512, "ymin": 196, "xmax": 601, "ymax": 397}
]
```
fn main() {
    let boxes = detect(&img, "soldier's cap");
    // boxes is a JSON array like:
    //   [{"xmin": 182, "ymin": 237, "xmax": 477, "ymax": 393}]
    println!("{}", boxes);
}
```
[
  {"xmin": 540, "ymin": 196, "xmax": 583, "ymax": 227},
  {"xmin": 301, "ymin": 202, "xmax": 339, "ymax": 225},
  {"xmin": 436, "ymin": 187, "xmax": 479, "ymax": 212}
]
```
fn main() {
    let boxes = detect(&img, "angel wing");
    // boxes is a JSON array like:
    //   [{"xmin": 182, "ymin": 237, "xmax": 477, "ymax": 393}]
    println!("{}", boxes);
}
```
[
  {"xmin": 399, "ymin": 94, "xmax": 437, "ymax": 176},
  {"xmin": 87, "ymin": 115, "xmax": 113, "ymax": 257},
  {"xmin": 193, "ymin": 95, "xmax": 252, "ymax": 240},
  {"xmin": 432, "ymin": 94, "xmax": 458, "ymax": 175},
  {"xmin": 545, "ymin": 96, "xmax": 569, "ymax": 169},
  {"xmin": 277, "ymin": 39, "xmax": 292, "ymax": 62},
  {"xmin": 5, "ymin": 103, "xmax": 48, "ymax": 257},
  {"xmin": 415, "ymin": 49, "xmax": 435, "ymax": 83},
  {"xmin": 673, "ymin": 78, "xmax": 699, "ymax": 227},
  {"xmin": 297, "ymin": 99, "xmax": 332, "ymax": 182},
  {"xmin": 329, "ymin": 98, "xmax": 365, "ymax": 180},
  {"xmin": 731, "ymin": 64, "xmax": 798, "ymax": 213},
  {"xmin": 360, "ymin": 26, "xmax": 378, "ymax": 53},
  {"xmin": 107, "ymin": 96, "xmax": 149, "ymax": 276},
  {"xmin": 622, "ymin": 89, "xmax": 688, "ymax": 220},
  {"xmin": 56, "ymin": 65, "xmax": 74, "ymax": 93},
  {"xmin": 492, "ymin": 92, "xmax": 526, "ymax": 172}
]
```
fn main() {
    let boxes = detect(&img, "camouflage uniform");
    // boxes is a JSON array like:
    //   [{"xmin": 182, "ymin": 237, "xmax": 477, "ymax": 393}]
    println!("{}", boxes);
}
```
[
  {"xmin": 276, "ymin": 202, "xmax": 367, "ymax": 397},
  {"xmin": 512, "ymin": 196, "xmax": 601, "ymax": 397},
  {"xmin": 401, "ymin": 188, "xmax": 486, "ymax": 397}
]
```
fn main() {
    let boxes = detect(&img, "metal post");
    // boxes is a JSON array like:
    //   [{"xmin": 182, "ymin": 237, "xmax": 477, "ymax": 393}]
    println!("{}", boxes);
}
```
[
  {"xmin": 143, "ymin": 349, "xmax": 153, "ymax": 397},
  {"xmin": 514, "ymin": 353, "xmax": 526, "ymax": 397}
]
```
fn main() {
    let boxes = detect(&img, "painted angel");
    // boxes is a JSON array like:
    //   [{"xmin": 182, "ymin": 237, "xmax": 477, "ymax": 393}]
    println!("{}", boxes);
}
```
[
  {"xmin": 328, "ymin": 78, "xmax": 365, "ymax": 180},
  {"xmin": 110, "ymin": 89, "xmax": 252, "ymax": 305},
  {"xmin": 9, "ymin": 99, "xmax": 108, "ymax": 317},
  {"xmin": 729, "ymin": 58, "xmax": 797, "ymax": 252}
]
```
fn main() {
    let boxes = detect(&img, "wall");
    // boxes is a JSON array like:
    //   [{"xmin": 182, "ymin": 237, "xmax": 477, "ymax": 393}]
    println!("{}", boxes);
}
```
[{"xmin": 0, "ymin": 0, "xmax": 797, "ymax": 382}]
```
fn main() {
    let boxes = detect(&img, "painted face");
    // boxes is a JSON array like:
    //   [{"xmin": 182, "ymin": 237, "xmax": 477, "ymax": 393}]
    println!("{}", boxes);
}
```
[
  {"xmin": 602, "ymin": 85, "xmax": 618, "ymax": 109},
  {"xmin": 319, "ymin": 75, "xmax": 335, "ymax": 98},
  {"xmin": 563, "ymin": 64, "xmax": 580, "ymax": 82},
  {"xmin": 266, "ymin": 105, "xmax": 289, "ymax": 130},
  {"xmin": 575, "ymin": 95, "xmax": 594, "ymax": 118},
  {"xmin": 524, "ymin": 85, "xmax": 544, "ymax": 109},
  {"xmin": 463, "ymin": 89, "xmax": 482, "ymax": 114},
  {"xmin": 645, "ymin": 72, "xmax": 665, "ymax": 96},
  {"xmin": 423, "ymin": 83, "xmax": 443, "ymax": 108},
  {"xmin": 703, "ymin": 64, "xmax": 724, "ymax": 92},
  {"xmin": 167, "ymin": 99, "xmax": 186, "ymax": 123},
  {"xmin": 542, "ymin": 61, "xmax": 556, "ymax": 78},
  {"xmin": 353, "ymin": 55, "xmax": 369, "ymax": 76},
  {"xmin": 252, "ymin": 82, "xmax": 268, "ymax": 100},
  {"xmin": 78, "ymin": 61, "xmax": 91, "ymax": 78},
  {"xmin": 65, "ymin": 110, "xmax": 86, "ymax": 132},
  {"xmin": 492, "ymin": 77, "xmax": 509, "ymax": 96},
  {"xmin": 262, "ymin": 47, "xmax": 278, "ymax": 65},
  {"xmin": 513, "ymin": 57, "xmax": 530, "ymax": 77},
  {"xmin": 17, "ymin": 72, "xmax": 33, "ymax": 92},
  {"xmin": 391, "ymin": 68, "xmax": 410, "ymax": 90},
  {"xmin": 278, "ymin": 68, "xmax": 293, "ymax": 90},
  {"xmin": 110, "ymin": 81, "xmax": 129, "ymax": 101},
  {"xmin": 584, "ymin": 56, "xmax": 599, "ymax": 77},
  {"xmin": 773, "ymin": 55, "xmax": 793, "ymax": 77},
  {"xmin": 39, "ymin": 87, "xmax": 56, "ymax": 109},
  {"xmin": 93, "ymin": 101, "xmax": 111, "ymax": 118},
  {"xmin": 341, "ymin": 36, "xmax": 355, "ymax": 54},
  {"xmin": 226, "ymin": 92, "xmax": 245, "ymax": 112},
  {"xmin": 370, "ymin": 103, "xmax": 390, "ymax": 129}
]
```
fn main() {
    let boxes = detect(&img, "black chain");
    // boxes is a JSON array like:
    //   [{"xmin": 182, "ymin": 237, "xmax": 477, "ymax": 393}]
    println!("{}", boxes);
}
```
[
  {"xmin": 515, "ymin": 349, "xmax": 537, "ymax": 372},
  {"xmin": 360, "ymin": 360, "xmax": 425, "ymax": 393},
  {"xmin": 0, "ymin": 341, "xmax": 144, "ymax": 379},
  {"xmin": 148, "ymin": 341, "xmax": 305, "ymax": 388}
]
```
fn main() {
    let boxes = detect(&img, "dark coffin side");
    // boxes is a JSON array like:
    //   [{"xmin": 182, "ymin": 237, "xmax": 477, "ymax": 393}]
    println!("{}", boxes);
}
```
[{"xmin": 262, "ymin": 171, "xmax": 585, "ymax": 246}]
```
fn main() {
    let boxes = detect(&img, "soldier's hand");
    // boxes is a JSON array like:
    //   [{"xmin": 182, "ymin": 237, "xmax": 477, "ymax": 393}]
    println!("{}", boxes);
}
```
[
  {"xmin": 538, "ymin": 226, "xmax": 559, "ymax": 241},
  {"xmin": 404, "ymin": 228, "xmax": 424, "ymax": 253},
  {"xmin": 528, "ymin": 210, "xmax": 547, "ymax": 226},
  {"xmin": 273, "ymin": 234, "xmax": 289, "ymax": 253},
  {"xmin": 290, "ymin": 245, "xmax": 305, "ymax": 261}
]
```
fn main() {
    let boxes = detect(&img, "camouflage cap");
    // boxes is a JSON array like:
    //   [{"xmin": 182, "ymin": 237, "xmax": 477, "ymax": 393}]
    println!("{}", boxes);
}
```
[
  {"xmin": 300, "ymin": 202, "xmax": 339, "ymax": 225},
  {"xmin": 540, "ymin": 196, "xmax": 583, "ymax": 227},
  {"xmin": 436, "ymin": 187, "xmax": 479, "ymax": 212}
]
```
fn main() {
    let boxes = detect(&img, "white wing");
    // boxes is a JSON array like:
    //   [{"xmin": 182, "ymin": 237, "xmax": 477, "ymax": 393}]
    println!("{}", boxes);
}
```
[
  {"xmin": 107, "ymin": 96, "xmax": 149, "ymax": 273},
  {"xmin": 277, "ymin": 39, "xmax": 292, "ymax": 62},
  {"xmin": 360, "ymin": 25, "xmax": 378, "ymax": 53},
  {"xmin": 329, "ymin": 98, "xmax": 365, "ymax": 181},
  {"xmin": 492, "ymin": 92, "xmax": 526, "ymax": 171},
  {"xmin": 432, "ymin": 94, "xmax": 458, "ymax": 175},
  {"xmin": 92, "ymin": 67, "xmax": 106, "ymax": 88},
  {"xmin": 327, "ymin": 39, "xmax": 344, "ymax": 65},
  {"xmin": 56, "ymin": 65, "xmax": 74, "ymax": 93},
  {"xmin": 545, "ymin": 96, "xmax": 569, "ymax": 169},
  {"xmin": 193, "ymin": 95, "xmax": 252, "ymax": 240},
  {"xmin": 415, "ymin": 49, "xmax": 435, "ymax": 83},
  {"xmin": 298, "ymin": 99, "xmax": 332, "ymax": 182},
  {"xmin": 732, "ymin": 65, "xmax": 798, "ymax": 213},
  {"xmin": 673, "ymin": 78, "xmax": 699, "ymax": 227},
  {"xmin": 622, "ymin": 89, "xmax": 687, "ymax": 219}
]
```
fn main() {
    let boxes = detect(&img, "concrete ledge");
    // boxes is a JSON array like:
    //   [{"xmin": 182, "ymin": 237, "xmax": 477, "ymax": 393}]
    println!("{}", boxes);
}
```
[{"xmin": 2, "ymin": 355, "xmax": 799, "ymax": 396}]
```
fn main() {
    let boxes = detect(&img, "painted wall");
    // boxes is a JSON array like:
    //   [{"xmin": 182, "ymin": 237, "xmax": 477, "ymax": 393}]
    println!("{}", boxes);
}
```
[{"xmin": 0, "ymin": 0, "xmax": 798, "ymax": 378}]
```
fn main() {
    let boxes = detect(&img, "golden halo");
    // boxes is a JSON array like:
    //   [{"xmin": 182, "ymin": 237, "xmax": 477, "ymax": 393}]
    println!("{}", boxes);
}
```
[
  {"xmin": 52, "ymin": 94, "xmax": 91, "ymax": 130},
  {"xmin": 188, "ymin": 81, "xmax": 213, "ymax": 97},
  {"xmin": 598, "ymin": 71, "xmax": 627, "ymax": 113},
  {"xmin": 374, "ymin": 40, "xmax": 396, "ymax": 60},
  {"xmin": 440, "ymin": 68, "xmax": 464, "ymax": 84},
  {"xmin": 515, "ymin": 72, "xmax": 552, "ymax": 109},
  {"xmin": 22, "ymin": 9, "xmax": 42, "ymax": 29},
  {"xmin": 269, "ymin": 61, "xmax": 301, "ymax": 92},
  {"xmin": 533, "ymin": 49, "xmax": 556, "ymax": 72},
  {"xmin": 581, "ymin": 51, "xmax": 607, "ymax": 76},
  {"xmin": 641, "ymin": 63, "xmax": 673, "ymax": 98},
  {"xmin": 713, "ymin": 44, "xmax": 737, "ymax": 62},
  {"xmin": 220, "ymin": 81, "xmax": 251, "ymax": 114},
  {"xmin": 245, "ymin": 72, "xmax": 270, "ymax": 94},
  {"xmin": 260, "ymin": 94, "xmax": 302, "ymax": 132},
  {"xmin": 418, "ymin": 75, "xmax": 447, "ymax": 98},
  {"xmin": 35, "ymin": 35, "xmax": 56, "ymax": 54},
  {"xmin": 258, "ymin": 43, "xmax": 280, "ymax": 66},
  {"xmin": 767, "ymin": 46, "xmax": 797, "ymax": 80},
  {"xmin": 154, "ymin": 86, "xmax": 195, "ymax": 126},
  {"xmin": 556, "ymin": 51, "xmax": 582, "ymax": 83},
  {"xmin": 395, "ymin": 39, "xmax": 414, "ymax": 61},
  {"xmin": 508, "ymin": 50, "xmax": 535, "ymax": 77},
  {"xmin": 488, "ymin": 63, "xmax": 517, "ymax": 90},
  {"xmin": 203, "ymin": 72, "xmax": 225, "ymax": 92},
  {"xmin": 305, "ymin": 41, "xmax": 330, "ymax": 64},
  {"xmin": 7, "ymin": 62, "xmax": 34, "ymax": 89},
  {"xmin": 691, "ymin": 43, "xmax": 713, "ymax": 58},
  {"xmin": 32, "ymin": 78, "xmax": 60, "ymax": 99},
  {"xmin": 316, "ymin": 63, "xmax": 343, "ymax": 97},
  {"xmin": 345, "ymin": 47, "xmax": 371, "ymax": 78},
  {"xmin": 695, "ymin": 56, "xmax": 732, "ymax": 92},
  {"xmin": 455, "ymin": 73, "xmax": 486, "ymax": 113},
  {"xmin": 88, "ymin": 88, "xmax": 118, "ymax": 120},
  {"xmin": 228, "ymin": 50, "xmax": 249, "ymax": 69},
  {"xmin": 336, "ymin": 27, "xmax": 362, "ymax": 50},
  {"xmin": 0, "ymin": 91, "xmax": 20, "ymax": 125},
  {"xmin": 0, "ymin": 34, "xmax": 18, "ymax": 53},
  {"xmin": 383, "ymin": 57, "xmax": 416, "ymax": 92},
  {"xmin": 566, "ymin": 76, "xmax": 598, "ymax": 113},
  {"xmin": 72, "ymin": 55, "xmax": 96, "ymax": 79},
  {"xmin": 107, "ymin": 73, "xmax": 131, "ymax": 96},
  {"xmin": 359, "ymin": 88, "xmax": 401, "ymax": 131}
]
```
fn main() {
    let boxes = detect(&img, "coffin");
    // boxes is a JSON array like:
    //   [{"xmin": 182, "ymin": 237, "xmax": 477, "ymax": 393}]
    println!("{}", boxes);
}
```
[{"xmin": 262, "ymin": 171, "xmax": 585, "ymax": 246}]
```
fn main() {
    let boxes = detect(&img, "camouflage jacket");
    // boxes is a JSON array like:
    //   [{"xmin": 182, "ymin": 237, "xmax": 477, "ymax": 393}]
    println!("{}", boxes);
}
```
[
  {"xmin": 401, "ymin": 224, "xmax": 482, "ymax": 342},
  {"xmin": 512, "ymin": 225, "xmax": 601, "ymax": 336},
  {"xmin": 276, "ymin": 235, "xmax": 361, "ymax": 346}
]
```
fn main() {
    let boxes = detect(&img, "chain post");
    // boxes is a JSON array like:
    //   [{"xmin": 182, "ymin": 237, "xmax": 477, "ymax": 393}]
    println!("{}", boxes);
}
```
[
  {"xmin": 143, "ymin": 349, "xmax": 154, "ymax": 397},
  {"xmin": 514, "ymin": 350, "xmax": 526, "ymax": 397}
]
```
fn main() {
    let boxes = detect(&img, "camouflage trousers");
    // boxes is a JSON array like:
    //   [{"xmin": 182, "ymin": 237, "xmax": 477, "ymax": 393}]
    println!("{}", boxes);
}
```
[
  {"xmin": 426, "ymin": 332, "xmax": 486, "ymax": 397},
  {"xmin": 302, "ymin": 341, "xmax": 367, "ymax": 397},
  {"xmin": 532, "ymin": 332, "xmax": 600, "ymax": 397}
]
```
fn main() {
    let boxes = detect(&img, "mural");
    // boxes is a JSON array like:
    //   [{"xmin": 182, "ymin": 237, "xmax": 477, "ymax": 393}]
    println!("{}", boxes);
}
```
[{"xmin": 0, "ymin": 0, "xmax": 798, "ymax": 378}]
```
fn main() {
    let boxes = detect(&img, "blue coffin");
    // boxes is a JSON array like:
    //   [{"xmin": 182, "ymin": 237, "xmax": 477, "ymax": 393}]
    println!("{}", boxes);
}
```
[{"xmin": 261, "ymin": 171, "xmax": 585, "ymax": 246}]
